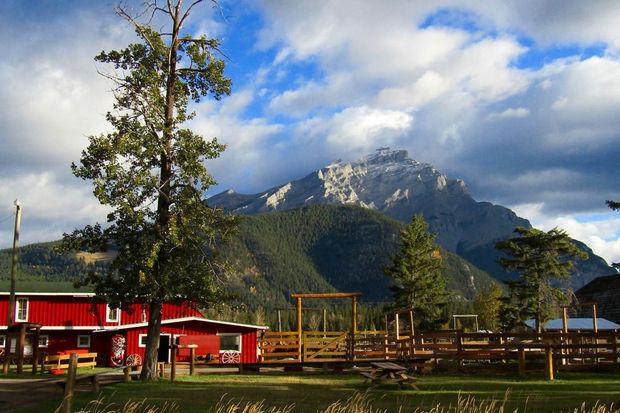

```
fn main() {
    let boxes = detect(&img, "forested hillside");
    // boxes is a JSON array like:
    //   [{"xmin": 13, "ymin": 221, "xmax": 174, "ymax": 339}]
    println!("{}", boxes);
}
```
[{"xmin": 0, "ymin": 205, "xmax": 497, "ymax": 309}]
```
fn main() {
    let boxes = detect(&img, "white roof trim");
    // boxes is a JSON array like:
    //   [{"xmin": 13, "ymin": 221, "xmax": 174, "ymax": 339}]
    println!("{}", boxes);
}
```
[
  {"xmin": 93, "ymin": 316, "xmax": 269, "ymax": 332},
  {"xmin": 1, "ymin": 316, "xmax": 269, "ymax": 332}
]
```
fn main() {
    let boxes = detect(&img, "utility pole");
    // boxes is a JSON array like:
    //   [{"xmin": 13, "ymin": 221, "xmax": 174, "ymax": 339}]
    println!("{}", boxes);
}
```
[{"xmin": 7, "ymin": 199, "xmax": 21, "ymax": 328}]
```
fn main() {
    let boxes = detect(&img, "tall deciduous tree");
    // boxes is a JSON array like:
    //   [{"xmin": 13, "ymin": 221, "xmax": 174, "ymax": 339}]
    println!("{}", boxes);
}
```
[
  {"xmin": 384, "ymin": 215, "xmax": 448, "ymax": 330},
  {"xmin": 496, "ymin": 227, "xmax": 587, "ymax": 332},
  {"xmin": 473, "ymin": 284, "xmax": 502, "ymax": 331},
  {"xmin": 60, "ymin": 0, "xmax": 237, "ymax": 380}
]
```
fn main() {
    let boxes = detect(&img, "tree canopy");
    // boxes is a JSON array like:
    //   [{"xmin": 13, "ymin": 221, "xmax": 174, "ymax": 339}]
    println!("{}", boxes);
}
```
[
  {"xmin": 496, "ymin": 227, "xmax": 587, "ymax": 332},
  {"xmin": 60, "ymin": 0, "xmax": 237, "ymax": 380},
  {"xmin": 384, "ymin": 214, "xmax": 448, "ymax": 330}
]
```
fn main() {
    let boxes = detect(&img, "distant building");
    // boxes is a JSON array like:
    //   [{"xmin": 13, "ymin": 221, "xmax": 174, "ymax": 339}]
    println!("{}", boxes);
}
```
[
  {"xmin": 575, "ymin": 274, "xmax": 620, "ymax": 324},
  {"xmin": 525, "ymin": 318, "xmax": 620, "ymax": 331}
]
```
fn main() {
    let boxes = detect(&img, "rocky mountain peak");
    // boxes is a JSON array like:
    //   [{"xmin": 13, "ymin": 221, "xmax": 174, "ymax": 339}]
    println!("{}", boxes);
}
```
[{"xmin": 207, "ymin": 147, "xmax": 612, "ymax": 288}]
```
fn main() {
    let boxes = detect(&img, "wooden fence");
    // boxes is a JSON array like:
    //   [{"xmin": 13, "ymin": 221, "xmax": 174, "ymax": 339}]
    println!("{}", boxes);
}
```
[{"xmin": 258, "ymin": 330, "xmax": 620, "ymax": 373}]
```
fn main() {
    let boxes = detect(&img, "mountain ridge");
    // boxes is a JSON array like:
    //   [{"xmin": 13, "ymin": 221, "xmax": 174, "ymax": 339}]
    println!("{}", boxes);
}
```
[{"xmin": 208, "ymin": 148, "xmax": 613, "ymax": 288}]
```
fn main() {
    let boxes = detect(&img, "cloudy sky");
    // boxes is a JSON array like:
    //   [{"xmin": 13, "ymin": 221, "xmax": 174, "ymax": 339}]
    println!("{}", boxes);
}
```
[{"xmin": 0, "ymin": 0, "xmax": 619, "ymax": 264}]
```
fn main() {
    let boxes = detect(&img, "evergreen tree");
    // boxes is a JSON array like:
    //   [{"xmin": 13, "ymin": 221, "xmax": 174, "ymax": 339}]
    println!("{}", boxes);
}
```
[
  {"xmin": 60, "ymin": 1, "xmax": 237, "ymax": 380},
  {"xmin": 496, "ymin": 227, "xmax": 587, "ymax": 332},
  {"xmin": 384, "ymin": 214, "xmax": 448, "ymax": 330}
]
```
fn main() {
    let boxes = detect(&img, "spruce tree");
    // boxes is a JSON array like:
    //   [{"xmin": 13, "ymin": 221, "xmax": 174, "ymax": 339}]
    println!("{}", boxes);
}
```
[
  {"xmin": 384, "ymin": 214, "xmax": 448, "ymax": 330},
  {"xmin": 496, "ymin": 227, "xmax": 587, "ymax": 332}
]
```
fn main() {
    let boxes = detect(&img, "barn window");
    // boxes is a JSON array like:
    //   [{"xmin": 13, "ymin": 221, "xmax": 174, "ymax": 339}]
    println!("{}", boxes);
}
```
[
  {"xmin": 138, "ymin": 334, "xmax": 148, "ymax": 348},
  {"xmin": 106, "ymin": 304, "xmax": 120, "ymax": 323},
  {"xmin": 15, "ymin": 298, "xmax": 28, "ymax": 322},
  {"xmin": 77, "ymin": 335, "xmax": 91, "ymax": 348},
  {"xmin": 218, "ymin": 333, "xmax": 242, "ymax": 352},
  {"xmin": 0, "ymin": 335, "xmax": 5, "ymax": 348},
  {"xmin": 39, "ymin": 335, "xmax": 49, "ymax": 348}
]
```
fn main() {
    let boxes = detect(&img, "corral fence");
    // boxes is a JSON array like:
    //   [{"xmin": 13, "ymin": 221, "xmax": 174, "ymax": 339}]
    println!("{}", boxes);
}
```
[{"xmin": 258, "ymin": 330, "xmax": 620, "ymax": 376}]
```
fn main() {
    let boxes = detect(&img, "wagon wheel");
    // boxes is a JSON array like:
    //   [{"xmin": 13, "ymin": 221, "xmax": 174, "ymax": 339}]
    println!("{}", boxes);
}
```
[
  {"xmin": 126, "ymin": 354, "xmax": 142, "ymax": 367},
  {"xmin": 220, "ymin": 351, "xmax": 240, "ymax": 364}
]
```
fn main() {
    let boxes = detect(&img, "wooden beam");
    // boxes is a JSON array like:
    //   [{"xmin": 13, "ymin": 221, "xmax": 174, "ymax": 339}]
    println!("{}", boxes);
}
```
[
  {"xmin": 545, "ymin": 346, "xmax": 554, "ymax": 381},
  {"xmin": 296, "ymin": 297, "xmax": 302, "ymax": 362},
  {"xmin": 32, "ymin": 327, "xmax": 40, "ymax": 374},
  {"xmin": 562, "ymin": 307, "xmax": 568, "ymax": 334},
  {"xmin": 291, "ymin": 292, "xmax": 362, "ymax": 299},
  {"xmin": 592, "ymin": 304, "xmax": 598, "ymax": 333}
]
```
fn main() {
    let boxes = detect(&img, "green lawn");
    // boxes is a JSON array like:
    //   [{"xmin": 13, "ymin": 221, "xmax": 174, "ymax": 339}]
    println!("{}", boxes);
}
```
[{"xmin": 14, "ymin": 371, "xmax": 620, "ymax": 413}]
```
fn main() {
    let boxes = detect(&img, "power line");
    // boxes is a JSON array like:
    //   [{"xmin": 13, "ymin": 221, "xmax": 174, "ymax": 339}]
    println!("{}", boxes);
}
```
[{"xmin": 0, "ymin": 212, "xmax": 16, "ymax": 225}]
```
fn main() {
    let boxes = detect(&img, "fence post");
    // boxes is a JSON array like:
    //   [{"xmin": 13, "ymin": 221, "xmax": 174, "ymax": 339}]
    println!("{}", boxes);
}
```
[
  {"xmin": 16, "ymin": 325, "xmax": 26, "ymax": 374},
  {"xmin": 456, "ymin": 331, "xmax": 463, "ymax": 369},
  {"xmin": 545, "ymin": 346, "xmax": 554, "ymax": 381},
  {"xmin": 62, "ymin": 353, "xmax": 78, "ymax": 413},
  {"xmin": 190, "ymin": 347, "xmax": 196, "ymax": 376},
  {"xmin": 170, "ymin": 345, "xmax": 177, "ymax": 382},
  {"xmin": 124, "ymin": 366, "xmax": 130, "ymax": 382},
  {"xmin": 518, "ymin": 345, "xmax": 526, "ymax": 377}
]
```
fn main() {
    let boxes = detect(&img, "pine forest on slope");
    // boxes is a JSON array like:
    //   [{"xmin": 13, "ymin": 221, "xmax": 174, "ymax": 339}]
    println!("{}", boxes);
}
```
[{"xmin": 0, "ymin": 205, "xmax": 496, "ymax": 308}]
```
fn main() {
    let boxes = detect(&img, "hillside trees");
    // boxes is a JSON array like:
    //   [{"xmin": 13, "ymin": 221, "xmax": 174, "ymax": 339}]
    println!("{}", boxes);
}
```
[
  {"xmin": 60, "ymin": 0, "xmax": 237, "ymax": 380},
  {"xmin": 496, "ymin": 227, "xmax": 587, "ymax": 332},
  {"xmin": 384, "ymin": 214, "xmax": 448, "ymax": 330}
]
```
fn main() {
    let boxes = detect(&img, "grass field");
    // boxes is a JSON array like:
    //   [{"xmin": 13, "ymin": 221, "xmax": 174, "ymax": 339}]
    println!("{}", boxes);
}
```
[{"xmin": 14, "ymin": 371, "xmax": 620, "ymax": 413}]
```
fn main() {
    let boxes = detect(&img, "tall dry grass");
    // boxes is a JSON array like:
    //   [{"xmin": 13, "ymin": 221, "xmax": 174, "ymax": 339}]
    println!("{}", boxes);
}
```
[{"xmin": 67, "ymin": 393, "xmax": 619, "ymax": 413}]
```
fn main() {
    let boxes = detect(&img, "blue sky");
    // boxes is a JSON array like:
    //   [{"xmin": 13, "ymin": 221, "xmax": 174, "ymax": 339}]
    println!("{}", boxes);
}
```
[{"xmin": 0, "ymin": 0, "xmax": 619, "ymax": 263}]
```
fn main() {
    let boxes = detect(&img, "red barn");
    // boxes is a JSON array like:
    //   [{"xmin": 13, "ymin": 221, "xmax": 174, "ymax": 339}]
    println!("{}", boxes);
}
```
[{"xmin": 0, "ymin": 292, "xmax": 267, "ymax": 366}]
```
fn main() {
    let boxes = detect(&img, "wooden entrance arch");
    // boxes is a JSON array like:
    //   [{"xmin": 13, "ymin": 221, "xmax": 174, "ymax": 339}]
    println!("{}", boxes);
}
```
[{"xmin": 290, "ymin": 292, "xmax": 361, "ymax": 361}]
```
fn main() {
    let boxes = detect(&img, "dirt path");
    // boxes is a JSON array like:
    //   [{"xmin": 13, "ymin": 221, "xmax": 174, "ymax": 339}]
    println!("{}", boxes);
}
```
[{"xmin": 0, "ymin": 378, "xmax": 64, "ymax": 412}]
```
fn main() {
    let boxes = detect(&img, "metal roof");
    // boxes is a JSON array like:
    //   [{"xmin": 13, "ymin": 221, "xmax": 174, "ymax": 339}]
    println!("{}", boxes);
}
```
[{"xmin": 525, "ymin": 318, "xmax": 620, "ymax": 331}]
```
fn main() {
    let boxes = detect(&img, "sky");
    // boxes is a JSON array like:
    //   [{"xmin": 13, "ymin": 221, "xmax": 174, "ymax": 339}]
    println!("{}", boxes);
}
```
[{"xmin": 0, "ymin": 0, "xmax": 619, "ymax": 264}]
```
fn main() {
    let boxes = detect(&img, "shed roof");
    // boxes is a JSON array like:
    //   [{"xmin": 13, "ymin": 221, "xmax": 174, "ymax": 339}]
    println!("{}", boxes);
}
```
[{"xmin": 525, "ymin": 318, "xmax": 620, "ymax": 331}]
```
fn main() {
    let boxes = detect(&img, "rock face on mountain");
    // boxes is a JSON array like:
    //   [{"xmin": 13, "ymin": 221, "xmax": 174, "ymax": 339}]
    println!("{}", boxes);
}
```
[{"xmin": 208, "ymin": 148, "xmax": 613, "ymax": 288}]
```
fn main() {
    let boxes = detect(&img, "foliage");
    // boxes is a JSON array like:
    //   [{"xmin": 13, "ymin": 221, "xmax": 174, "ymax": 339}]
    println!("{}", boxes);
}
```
[
  {"xmin": 0, "ymin": 205, "xmax": 499, "ymax": 331},
  {"xmin": 496, "ymin": 227, "xmax": 587, "ymax": 332},
  {"xmin": 58, "ymin": 1, "xmax": 237, "ymax": 380},
  {"xmin": 473, "ymin": 283, "xmax": 503, "ymax": 331},
  {"xmin": 384, "ymin": 214, "xmax": 449, "ymax": 330}
]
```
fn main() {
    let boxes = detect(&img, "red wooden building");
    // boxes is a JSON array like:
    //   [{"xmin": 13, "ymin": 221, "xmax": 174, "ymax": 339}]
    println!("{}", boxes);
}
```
[{"xmin": 0, "ymin": 292, "xmax": 267, "ymax": 366}]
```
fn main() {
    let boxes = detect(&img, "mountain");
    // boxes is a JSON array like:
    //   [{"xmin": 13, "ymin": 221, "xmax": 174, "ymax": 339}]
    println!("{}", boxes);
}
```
[
  {"xmin": 222, "ymin": 205, "xmax": 497, "ymax": 307},
  {"xmin": 208, "ymin": 148, "xmax": 613, "ymax": 288},
  {"xmin": 0, "ymin": 205, "xmax": 496, "ymax": 306}
]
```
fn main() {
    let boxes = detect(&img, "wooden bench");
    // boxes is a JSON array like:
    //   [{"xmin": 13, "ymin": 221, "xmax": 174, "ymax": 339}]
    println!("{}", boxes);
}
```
[{"xmin": 42, "ymin": 352, "xmax": 97, "ymax": 373}]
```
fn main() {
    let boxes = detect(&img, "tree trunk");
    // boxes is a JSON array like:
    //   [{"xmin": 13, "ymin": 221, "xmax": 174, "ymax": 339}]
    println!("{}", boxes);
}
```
[
  {"xmin": 141, "ymin": 2, "xmax": 179, "ymax": 382},
  {"xmin": 140, "ymin": 301, "xmax": 163, "ymax": 380}
]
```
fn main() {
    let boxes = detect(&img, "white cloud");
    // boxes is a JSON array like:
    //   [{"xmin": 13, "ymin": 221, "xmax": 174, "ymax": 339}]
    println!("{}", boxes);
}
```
[{"xmin": 488, "ymin": 107, "xmax": 530, "ymax": 119}]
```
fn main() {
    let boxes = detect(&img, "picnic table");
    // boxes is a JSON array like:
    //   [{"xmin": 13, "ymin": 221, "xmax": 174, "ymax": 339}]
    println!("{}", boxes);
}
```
[{"xmin": 359, "ymin": 362, "xmax": 418, "ymax": 389}]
